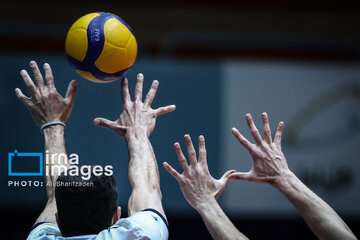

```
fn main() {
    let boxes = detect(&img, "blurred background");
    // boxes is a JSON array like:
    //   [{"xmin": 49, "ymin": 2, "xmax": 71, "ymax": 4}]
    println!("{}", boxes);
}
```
[{"xmin": 1, "ymin": 0, "xmax": 360, "ymax": 239}]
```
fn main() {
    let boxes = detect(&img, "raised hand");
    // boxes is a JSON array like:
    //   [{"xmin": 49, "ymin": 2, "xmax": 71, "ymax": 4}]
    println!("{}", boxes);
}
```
[
  {"xmin": 230, "ymin": 113, "xmax": 357, "ymax": 240},
  {"xmin": 94, "ymin": 73, "xmax": 176, "ymax": 137},
  {"xmin": 16, "ymin": 61, "xmax": 77, "ymax": 225},
  {"xmin": 230, "ymin": 112, "xmax": 290, "ymax": 185},
  {"xmin": 163, "ymin": 134, "xmax": 235, "ymax": 211},
  {"xmin": 15, "ymin": 61, "xmax": 77, "ymax": 127}
]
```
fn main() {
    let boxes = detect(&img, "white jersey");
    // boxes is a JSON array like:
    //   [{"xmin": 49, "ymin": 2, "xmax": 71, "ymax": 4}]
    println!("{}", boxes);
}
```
[{"xmin": 27, "ymin": 210, "xmax": 168, "ymax": 240}]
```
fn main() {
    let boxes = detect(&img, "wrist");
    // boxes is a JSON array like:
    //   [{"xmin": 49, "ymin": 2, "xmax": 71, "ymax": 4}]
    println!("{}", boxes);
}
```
[
  {"xmin": 125, "ymin": 126, "xmax": 148, "ymax": 140},
  {"xmin": 41, "ymin": 121, "xmax": 65, "ymax": 134},
  {"xmin": 272, "ymin": 169, "xmax": 298, "ymax": 193},
  {"xmin": 43, "ymin": 124, "xmax": 65, "ymax": 139},
  {"xmin": 194, "ymin": 195, "xmax": 218, "ymax": 213}
]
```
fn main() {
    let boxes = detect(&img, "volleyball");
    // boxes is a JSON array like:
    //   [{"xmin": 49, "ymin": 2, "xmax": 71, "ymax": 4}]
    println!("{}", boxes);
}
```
[{"xmin": 65, "ymin": 12, "xmax": 137, "ymax": 83}]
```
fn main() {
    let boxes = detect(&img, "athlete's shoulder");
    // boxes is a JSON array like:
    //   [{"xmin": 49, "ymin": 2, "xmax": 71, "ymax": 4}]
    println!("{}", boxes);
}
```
[
  {"xmin": 26, "ymin": 222, "xmax": 97, "ymax": 240},
  {"xmin": 96, "ymin": 209, "xmax": 168, "ymax": 240},
  {"xmin": 26, "ymin": 222, "xmax": 60, "ymax": 240}
]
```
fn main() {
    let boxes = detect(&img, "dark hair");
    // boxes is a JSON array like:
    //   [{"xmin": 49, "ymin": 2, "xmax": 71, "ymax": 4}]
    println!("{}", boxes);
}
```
[{"xmin": 55, "ymin": 171, "xmax": 118, "ymax": 237}]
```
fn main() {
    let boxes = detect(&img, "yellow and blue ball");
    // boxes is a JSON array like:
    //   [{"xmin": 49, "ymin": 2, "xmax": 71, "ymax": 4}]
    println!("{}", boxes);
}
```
[{"xmin": 65, "ymin": 12, "xmax": 137, "ymax": 83}]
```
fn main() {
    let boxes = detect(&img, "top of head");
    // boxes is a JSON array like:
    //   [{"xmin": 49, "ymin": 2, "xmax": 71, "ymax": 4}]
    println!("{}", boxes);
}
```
[{"xmin": 65, "ymin": 12, "xmax": 137, "ymax": 83}]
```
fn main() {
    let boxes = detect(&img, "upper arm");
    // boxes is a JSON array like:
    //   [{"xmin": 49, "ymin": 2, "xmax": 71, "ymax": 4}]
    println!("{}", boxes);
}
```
[{"xmin": 128, "ymin": 186, "xmax": 166, "ymax": 220}]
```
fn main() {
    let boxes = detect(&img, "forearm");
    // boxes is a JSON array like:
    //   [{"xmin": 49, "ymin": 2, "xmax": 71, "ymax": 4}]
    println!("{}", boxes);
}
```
[
  {"xmin": 17, "ymin": 61, "xmax": 77, "ymax": 225},
  {"xmin": 126, "ymin": 128, "xmax": 160, "ymax": 188},
  {"xmin": 196, "ymin": 198, "xmax": 248, "ymax": 240},
  {"xmin": 34, "ymin": 124, "xmax": 69, "ymax": 224},
  {"xmin": 274, "ymin": 171, "xmax": 356, "ymax": 240},
  {"xmin": 126, "ymin": 127, "xmax": 164, "ymax": 216},
  {"xmin": 43, "ymin": 125, "xmax": 69, "ymax": 198}
]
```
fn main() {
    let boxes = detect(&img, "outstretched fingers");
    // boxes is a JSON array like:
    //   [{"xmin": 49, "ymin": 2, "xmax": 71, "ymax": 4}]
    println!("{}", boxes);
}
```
[
  {"xmin": 214, "ymin": 169, "xmax": 237, "ymax": 199},
  {"xmin": 274, "ymin": 121, "xmax": 284, "ymax": 148},
  {"xmin": 262, "ymin": 112, "xmax": 272, "ymax": 144},
  {"xmin": 198, "ymin": 135, "xmax": 208, "ymax": 168},
  {"xmin": 121, "ymin": 77, "xmax": 131, "ymax": 104},
  {"xmin": 174, "ymin": 142, "xmax": 190, "ymax": 172},
  {"xmin": 65, "ymin": 80, "xmax": 78, "ymax": 103},
  {"xmin": 29, "ymin": 61, "xmax": 45, "ymax": 90},
  {"xmin": 15, "ymin": 88, "xmax": 30, "ymax": 104},
  {"xmin": 220, "ymin": 169, "xmax": 237, "ymax": 184},
  {"xmin": 20, "ymin": 69, "xmax": 37, "ymax": 96},
  {"xmin": 163, "ymin": 162, "xmax": 182, "ymax": 182},
  {"xmin": 144, "ymin": 80, "xmax": 159, "ymax": 108},
  {"xmin": 93, "ymin": 117, "xmax": 116, "ymax": 129},
  {"xmin": 245, "ymin": 113, "xmax": 263, "ymax": 145},
  {"xmin": 43, "ymin": 63, "xmax": 55, "ymax": 89},
  {"xmin": 229, "ymin": 171, "xmax": 252, "ymax": 181},
  {"xmin": 154, "ymin": 105, "xmax": 176, "ymax": 117},
  {"xmin": 232, "ymin": 127, "xmax": 256, "ymax": 154},
  {"xmin": 134, "ymin": 73, "xmax": 144, "ymax": 101},
  {"xmin": 184, "ymin": 134, "xmax": 198, "ymax": 166},
  {"xmin": 94, "ymin": 117, "xmax": 127, "ymax": 137}
]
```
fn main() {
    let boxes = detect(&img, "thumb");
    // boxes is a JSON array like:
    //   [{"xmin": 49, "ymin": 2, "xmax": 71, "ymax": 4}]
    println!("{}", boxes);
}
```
[
  {"xmin": 229, "ymin": 172, "xmax": 251, "ymax": 181},
  {"xmin": 15, "ymin": 88, "xmax": 30, "ymax": 104},
  {"xmin": 65, "ymin": 80, "xmax": 78, "ymax": 101},
  {"xmin": 219, "ymin": 169, "xmax": 237, "ymax": 184},
  {"xmin": 93, "ymin": 117, "xmax": 115, "ymax": 129},
  {"xmin": 215, "ymin": 170, "xmax": 236, "ymax": 200},
  {"xmin": 154, "ymin": 105, "xmax": 176, "ymax": 117}
]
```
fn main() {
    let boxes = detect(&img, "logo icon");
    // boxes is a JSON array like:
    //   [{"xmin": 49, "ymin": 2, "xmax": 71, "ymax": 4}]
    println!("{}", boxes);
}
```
[{"xmin": 8, "ymin": 150, "xmax": 43, "ymax": 176}]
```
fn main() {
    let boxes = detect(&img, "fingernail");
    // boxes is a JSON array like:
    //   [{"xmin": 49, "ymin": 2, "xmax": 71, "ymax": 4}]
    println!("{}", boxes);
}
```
[
  {"xmin": 199, "ymin": 135, "xmax": 204, "ymax": 141},
  {"xmin": 137, "ymin": 73, "xmax": 143, "ymax": 79},
  {"xmin": 94, "ymin": 119, "xmax": 100, "ymax": 126},
  {"xmin": 20, "ymin": 70, "xmax": 26, "ymax": 75},
  {"xmin": 29, "ymin": 61, "xmax": 36, "ymax": 67}
]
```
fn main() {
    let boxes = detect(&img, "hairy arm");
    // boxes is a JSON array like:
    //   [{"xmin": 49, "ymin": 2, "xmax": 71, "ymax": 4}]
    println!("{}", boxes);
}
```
[
  {"xmin": 197, "ymin": 197, "xmax": 246, "ymax": 240},
  {"xmin": 126, "ymin": 128, "xmax": 164, "ymax": 216},
  {"xmin": 15, "ymin": 61, "xmax": 77, "ymax": 225},
  {"xmin": 163, "ymin": 135, "xmax": 248, "ymax": 240},
  {"xmin": 37, "ymin": 125, "xmax": 69, "ymax": 224},
  {"xmin": 230, "ymin": 112, "xmax": 356, "ymax": 240},
  {"xmin": 274, "ymin": 171, "xmax": 356, "ymax": 240},
  {"xmin": 94, "ymin": 74, "xmax": 175, "ymax": 218}
]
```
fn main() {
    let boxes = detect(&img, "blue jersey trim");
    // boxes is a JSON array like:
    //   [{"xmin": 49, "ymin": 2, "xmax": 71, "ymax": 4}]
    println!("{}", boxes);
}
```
[
  {"xmin": 29, "ymin": 222, "xmax": 49, "ymax": 234},
  {"xmin": 142, "ymin": 208, "xmax": 169, "ymax": 230}
]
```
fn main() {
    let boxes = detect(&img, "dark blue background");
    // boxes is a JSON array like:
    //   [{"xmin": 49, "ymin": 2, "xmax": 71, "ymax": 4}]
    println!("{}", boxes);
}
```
[{"xmin": 0, "ymin": 52, "xmax": 221, "ymax": 215}]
